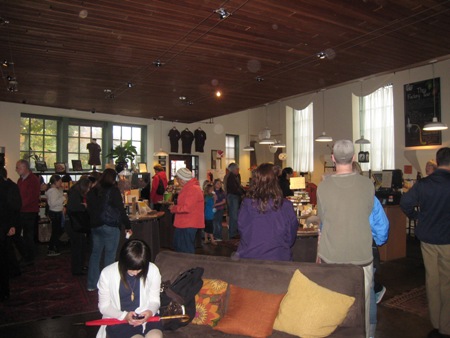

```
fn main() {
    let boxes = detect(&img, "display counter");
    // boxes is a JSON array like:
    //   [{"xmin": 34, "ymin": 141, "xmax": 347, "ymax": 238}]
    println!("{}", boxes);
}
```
[
  {"xmin": 378, "ymin": 205, "xmax": 406, "ymax": 261},
  {"xmin": 117, "ymin": 211, "xmax": 164, "ymax": 262}
]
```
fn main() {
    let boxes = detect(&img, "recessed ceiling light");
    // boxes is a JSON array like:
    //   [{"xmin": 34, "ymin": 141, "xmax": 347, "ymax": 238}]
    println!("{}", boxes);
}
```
[{"xmin": 215, "ymin": 91, "xmax": 222, "ymax": 97}]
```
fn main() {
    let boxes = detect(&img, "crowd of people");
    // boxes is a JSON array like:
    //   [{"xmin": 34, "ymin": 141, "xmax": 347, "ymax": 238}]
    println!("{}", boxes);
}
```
[{"xmin": 1, "ymin": 143, "xmax": 449, "ymax": 338}]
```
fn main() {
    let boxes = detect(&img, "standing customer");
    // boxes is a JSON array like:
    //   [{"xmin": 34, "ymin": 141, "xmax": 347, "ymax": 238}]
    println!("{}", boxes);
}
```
[
  {"xmin": 86, "ymin": 168, "xmax": 132, "ymax": 291},
  {"xmin": 15, "ymin": 159, "xmax": 41, "ymax": 265},
  {"xmin": 213, "ymin": 179, "xmax": 226, "ymax": 241},
  {"xmin": 279, "ymin": 167, "xmax": 294, "ymax": 197},
  {"xmin": 0, "ymin": 168, "xmax": 21, "ymax": 301},
  {"xmin": 150, "ymin": 164, "xmax": 168, "ymax": 211},
  {"xmin": 400, "ymin": 147, "xmax": 450, "ymax": 338},
  {"xmin": 97, "ymin": 239, "xmax": 162, "ymax": 338},
  {"xmin": 45, "ymin": 174, "xmax": 65, "ymax": 256},
  {"xmin": 66, "ymin": 176, "xmax": 91, "ymax": 276},
  {"xmin": 236, "ymin": 163, "xmax": 298, "ymax": 261},
  {"xmin": 225, "ymin": 163, "xmax": 245, "ymax": 239},
  {"xmin": 169, "ymin": 168, "xmax": 204, "ymax": 254},
  {"xmin": 316, "ymin": 140, "xmax": 374, "ymax": 337},
  {"xmin": 203, "ymin": 182, "xmax": 217, "ymax": 245}
]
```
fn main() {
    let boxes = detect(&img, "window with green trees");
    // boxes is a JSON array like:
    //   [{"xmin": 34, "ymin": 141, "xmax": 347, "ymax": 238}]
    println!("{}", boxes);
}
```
[
  {"xmin": 20, "ymin": 116, "xmax": 58, "ymax": 169},
  {"xmin": 68, "ymin": 124, "xmax": 103, "ymax": 169}
]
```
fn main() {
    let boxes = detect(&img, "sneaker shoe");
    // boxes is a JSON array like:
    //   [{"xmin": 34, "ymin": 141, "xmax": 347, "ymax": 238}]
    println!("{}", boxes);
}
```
[
  {"xmin": 376, "ymin": 286, "xmax": 386, "ymax": 304},
  {"xmin": 47, "ymin": 250, "xmax": 61, "ymax": 257}
]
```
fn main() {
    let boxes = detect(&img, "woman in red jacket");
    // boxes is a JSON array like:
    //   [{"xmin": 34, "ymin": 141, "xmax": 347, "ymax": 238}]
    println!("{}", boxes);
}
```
[
  {"xmin": 150, "ymin": 164, "xmax": 168, "ymax": 211},
  {"xmin": 169, "ymin": 168, "xmax": 204, "ymax": 253}
]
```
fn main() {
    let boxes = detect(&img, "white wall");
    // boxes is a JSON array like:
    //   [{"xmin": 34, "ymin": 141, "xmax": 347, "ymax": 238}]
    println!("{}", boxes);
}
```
[{"xmin": 1, "ymin": 58, "xmax": 449, "ymax": 185}]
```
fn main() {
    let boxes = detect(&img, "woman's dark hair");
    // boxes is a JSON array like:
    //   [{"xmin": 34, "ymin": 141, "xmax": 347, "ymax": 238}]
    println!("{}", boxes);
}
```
[
  {"xmin": 73, "ymin": 176, "xmax": 91, "ymax": 196},
  {"xmin": 246, "ymin": 163, "xmax": 283, "ymax": 213},
  {"xmin": 118, "ymin": 239, "xmax": 152, "ymax": 289},
  {"xmin": 48, "ymin": 174, "xmax": 61, "ymax": 188},
  {"xmin": 281, "ymin": 167, "xmax": 293, "ymax": 178},
  {"xmin": 97, "ymin": 168, "xmax": 117, "ymax": 189}
]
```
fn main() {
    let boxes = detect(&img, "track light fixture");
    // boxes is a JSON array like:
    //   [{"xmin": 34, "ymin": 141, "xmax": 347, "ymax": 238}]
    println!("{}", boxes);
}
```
[
  {"xmin": 127, "ymin": 82, "xmax": 134, "ymax": 88},
  {"xmin": 214, "ymin": 8, "xmax": 231, "ymax": 20},
  {"xmin": 153, "ymin": 60, "xmax": 163, "ymax": 67},
  {"xmin": 255, "ymin": 76, "xmax": 264, "ymax": 82},
  {"xmin": 317, "ymin": 51, "xmax": 327, "ymax": 59}
]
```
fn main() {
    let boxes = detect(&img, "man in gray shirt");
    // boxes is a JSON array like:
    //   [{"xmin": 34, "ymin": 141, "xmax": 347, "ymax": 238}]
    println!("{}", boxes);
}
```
[{"xmin": 317, "ymin": 139, "xmax": 374, "ymax": 338}]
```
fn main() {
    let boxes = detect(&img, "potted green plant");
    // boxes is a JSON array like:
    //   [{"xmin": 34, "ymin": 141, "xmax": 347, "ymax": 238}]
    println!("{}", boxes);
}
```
[{"xmin": 106, "ymin": 140, "xmax": 137, "ymax": 173}]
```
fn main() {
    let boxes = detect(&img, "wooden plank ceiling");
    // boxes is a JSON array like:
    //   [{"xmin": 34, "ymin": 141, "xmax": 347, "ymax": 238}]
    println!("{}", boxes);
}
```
[{"xmin": 0, "ymin": 0, "xmax": 450, "ymax": 122}]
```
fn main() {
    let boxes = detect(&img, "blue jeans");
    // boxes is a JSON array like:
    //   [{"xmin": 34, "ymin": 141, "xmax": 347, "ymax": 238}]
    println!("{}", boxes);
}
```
[
  {"xmin": 227, "ymin": 194, "xmax": 240, "ymax": 239},
  {"xmin": 213, "ymin": 209, "xmax": 224, "ymax": 240},
  {"xmin": 87, "ymin": 225, "xmax": 120, "ymax": 290},
  {"xmin": 173, "ymin": 228, "xmax": 197, "ymax": 254}
]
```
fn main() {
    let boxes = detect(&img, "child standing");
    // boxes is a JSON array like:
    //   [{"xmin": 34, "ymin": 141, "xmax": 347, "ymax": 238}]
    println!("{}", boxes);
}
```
[
  {"xmin": 212, "ymin": 179, "xmax": 226, "ymax": 241},
  {"xmin": 45, "ymin": 174, "xmax": 65, "ymax": 256},
  {"xmin": 203, "ymin": 182, "xmax": 217, "ymax": 245}
]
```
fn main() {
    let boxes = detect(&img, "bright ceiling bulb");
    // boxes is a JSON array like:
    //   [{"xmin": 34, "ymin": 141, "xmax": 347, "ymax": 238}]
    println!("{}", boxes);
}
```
[{"xmin": 215, "ymin": 91, "xmax": 222, "ymax": 97}]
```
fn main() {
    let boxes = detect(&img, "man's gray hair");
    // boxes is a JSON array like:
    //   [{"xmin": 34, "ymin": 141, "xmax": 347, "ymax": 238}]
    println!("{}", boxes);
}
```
[
  {"xmin": 332, "ymin": 140, "xmax": 354, "ymax": 165},
  {"xmin": 228, "ymin": 162, "xmax": 239, "ymax": 171}
]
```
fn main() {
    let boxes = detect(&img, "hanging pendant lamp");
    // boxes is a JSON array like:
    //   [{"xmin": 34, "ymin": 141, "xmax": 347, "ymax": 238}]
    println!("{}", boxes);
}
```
[
  {"xmin": 315, "ymin": 90, "xmax": 333, "ymax": 142},
  {"xmin": 259, "ymin": 104, "xmax": 276, "ymax": 145},
  {"xmin": 153, "ymin": 119, "xmax": 168, "ymax": 156},
  {"xmin": 423, "ymin": 63, "xmax": 447, "ymax": 131}
]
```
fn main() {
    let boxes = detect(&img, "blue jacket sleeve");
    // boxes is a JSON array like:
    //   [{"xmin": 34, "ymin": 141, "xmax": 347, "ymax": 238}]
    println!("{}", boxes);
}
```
[{"xmin": 370, "ymin": 197, "xmax": 389, "ymax": 246}]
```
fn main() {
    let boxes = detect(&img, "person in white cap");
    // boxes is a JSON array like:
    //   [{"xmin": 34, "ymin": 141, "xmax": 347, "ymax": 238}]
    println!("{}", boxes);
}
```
[{"xmin": 169, "ymin": 168, "xmax": 204, "ymax": 253}]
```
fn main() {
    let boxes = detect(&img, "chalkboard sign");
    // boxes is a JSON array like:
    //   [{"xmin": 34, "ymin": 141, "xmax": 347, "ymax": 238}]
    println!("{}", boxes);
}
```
[{"xmin": 404, "ymin": 78, "xmax": 441, "ymax": 147}]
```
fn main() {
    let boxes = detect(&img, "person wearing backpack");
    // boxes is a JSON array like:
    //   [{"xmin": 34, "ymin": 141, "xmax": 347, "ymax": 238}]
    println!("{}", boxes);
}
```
[
  {"xmin": 150, "ymin": 164, "xmax": 168, "ymax": 211},
  {"xmin": 86, "ymin": 169, "xmax": 132, "ymax": 291}
]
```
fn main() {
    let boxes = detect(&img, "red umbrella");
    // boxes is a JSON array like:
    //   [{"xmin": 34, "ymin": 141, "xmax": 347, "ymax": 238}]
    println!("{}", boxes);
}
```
[{"xmin": 86, "ymin": 314, "xmax": 190, "ymax": 326}]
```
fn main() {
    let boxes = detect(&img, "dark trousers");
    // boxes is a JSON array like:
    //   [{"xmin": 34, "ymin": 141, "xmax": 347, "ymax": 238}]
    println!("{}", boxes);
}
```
[
  {"xmin": 48, "ymin": 211, "xmax": 63, "ymax": 251},
  {"xmin": 173, "ymin": 228, "xmax": 197, "ymax": 254},
  {"xmin": 12, "ymin": 212, "xmax": 38, "ymax": 263},
  {"xmin": 0, "ymin": 238, "xmax": 10, "ymax": 298},
  {"xmin": 65, "ymin": 219, "xmax": 88, "ymax": 274}
]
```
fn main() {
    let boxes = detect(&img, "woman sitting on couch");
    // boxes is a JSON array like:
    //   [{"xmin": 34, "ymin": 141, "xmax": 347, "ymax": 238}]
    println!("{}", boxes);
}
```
[{"xmin": 236, "ymin": 163, "xmax": 298, "ymax": 261}]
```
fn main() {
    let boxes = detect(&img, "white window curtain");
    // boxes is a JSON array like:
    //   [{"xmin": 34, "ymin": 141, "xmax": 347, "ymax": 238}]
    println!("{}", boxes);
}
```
[
  {"xmin": 360, "ymin": 85, "xmax": 394, "ymax": 171},
  {"xmin": 293, "ymin": 103, "xmax": 314, "ymax": 172}
]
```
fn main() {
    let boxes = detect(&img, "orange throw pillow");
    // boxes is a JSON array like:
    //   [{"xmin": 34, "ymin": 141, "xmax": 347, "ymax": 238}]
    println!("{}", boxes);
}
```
[{"xmin": 214, "ymin": 284, "xmax": 285, "ymax": 337}]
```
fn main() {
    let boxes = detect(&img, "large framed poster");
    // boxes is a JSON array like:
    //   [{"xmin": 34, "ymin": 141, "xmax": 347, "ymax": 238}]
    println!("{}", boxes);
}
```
[{"xmin": 404, "ymin": 78, "xmax": 441, "ymax": 147}]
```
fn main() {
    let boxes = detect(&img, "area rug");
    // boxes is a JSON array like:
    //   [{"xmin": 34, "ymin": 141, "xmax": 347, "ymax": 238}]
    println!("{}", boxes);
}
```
[
  {"xmin": 0, "ymin": 253, "xmax": 98, "ymax": 326},
  {"xmin": 382, "ymin": 286, "xmax": 429, "ymax": 319}
]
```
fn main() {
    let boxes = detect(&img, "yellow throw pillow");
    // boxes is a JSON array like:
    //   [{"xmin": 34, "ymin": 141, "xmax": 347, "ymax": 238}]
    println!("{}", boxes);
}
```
[
  {"xmin": 214, "ymin": 284, "xmax": 285, "ymax": 337},
  {"xmin": 193, "ymin": 279, "xmax": 228, "ymax": 327},
  {"xmin": 273, "ymin": 270, "xmax": 355, "ymax": 338}
]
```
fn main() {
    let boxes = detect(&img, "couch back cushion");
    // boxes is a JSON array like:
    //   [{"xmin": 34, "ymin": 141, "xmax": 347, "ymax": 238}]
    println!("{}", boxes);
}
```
[{"xmin": 155, "ymin": 251, "xmax": 364, "ymax": 333}]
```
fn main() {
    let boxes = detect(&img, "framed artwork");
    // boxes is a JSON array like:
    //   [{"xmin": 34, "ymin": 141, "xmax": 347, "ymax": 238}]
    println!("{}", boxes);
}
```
[
  {"xmin": 404, "ymin": 78, "xmax": 442, "ymax": 147},
  {"xmin": 71, "ymin": 159, "xmax": 83, "ymax": 171},
  {"xmin": 35, "ymin": 161, "xmax": 48, "ymax": 172},
  {"xmin": 54, "ymin": 162, "xmax": 67, "ymax": 174}
]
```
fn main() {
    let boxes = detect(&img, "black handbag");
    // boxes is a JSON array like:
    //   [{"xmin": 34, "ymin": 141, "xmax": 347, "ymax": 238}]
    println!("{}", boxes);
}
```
[{"xmin": 68, "ymin": 211, "xmax": 90, "ymax": 233}]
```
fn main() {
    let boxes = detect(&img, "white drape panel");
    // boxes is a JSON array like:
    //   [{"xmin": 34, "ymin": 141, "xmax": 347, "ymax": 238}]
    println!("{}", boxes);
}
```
[
  {"xmin": 293, "ymin": 103, "xmax": 314, "ymax": 172},
  {"xmin": 361, "ymin": 85, "xmax": 394, "ymax": 171}
]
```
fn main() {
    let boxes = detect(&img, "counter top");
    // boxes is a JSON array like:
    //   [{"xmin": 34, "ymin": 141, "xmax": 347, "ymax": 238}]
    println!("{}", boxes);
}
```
[{"xmin": 128, "ymin": 211, "xmax": 165, "ymax": 222}]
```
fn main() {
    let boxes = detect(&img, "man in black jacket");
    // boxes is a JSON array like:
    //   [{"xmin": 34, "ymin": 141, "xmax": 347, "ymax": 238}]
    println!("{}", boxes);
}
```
[
  {"xmin": 225, "ymin": 163, "xmax": 245, "ymax": 239},
  {"xmin": 400, "ymin": 147, "xmax": 450, "ymax": 338},
  {"xmin": 0, "ymin": 168, "xmax": 22, "ymax": 301}
]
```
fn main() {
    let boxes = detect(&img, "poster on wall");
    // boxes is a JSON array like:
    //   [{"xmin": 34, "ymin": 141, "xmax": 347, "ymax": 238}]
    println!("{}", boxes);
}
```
[{"xmin": 404, "ymin": 78, "xmax": 441, "ymax": 147}]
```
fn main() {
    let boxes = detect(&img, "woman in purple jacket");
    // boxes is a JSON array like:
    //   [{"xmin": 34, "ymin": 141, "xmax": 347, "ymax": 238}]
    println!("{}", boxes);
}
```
[{"xmin": 236, "ymin": 163, "xmax": 298, "ymax": 261}]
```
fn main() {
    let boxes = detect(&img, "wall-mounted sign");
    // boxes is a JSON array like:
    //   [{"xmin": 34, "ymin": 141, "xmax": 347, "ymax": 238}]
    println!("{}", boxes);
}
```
[{"xmin": 404, "ymin": 78, "xmax": 441, "ymax": 147}]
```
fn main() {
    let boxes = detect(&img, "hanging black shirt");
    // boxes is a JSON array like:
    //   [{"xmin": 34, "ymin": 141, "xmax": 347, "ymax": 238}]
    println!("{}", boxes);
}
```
[
  {"xmin": 181, "ymin": 129, "xmax": 194, "ymax": 154},
  {"xmin": 194, "ymin": 129, "xmax": 207, "ymax": 152},
  {"xmin": 168, "ymin": 128, "xmax": 181, "ymax": 153}
]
